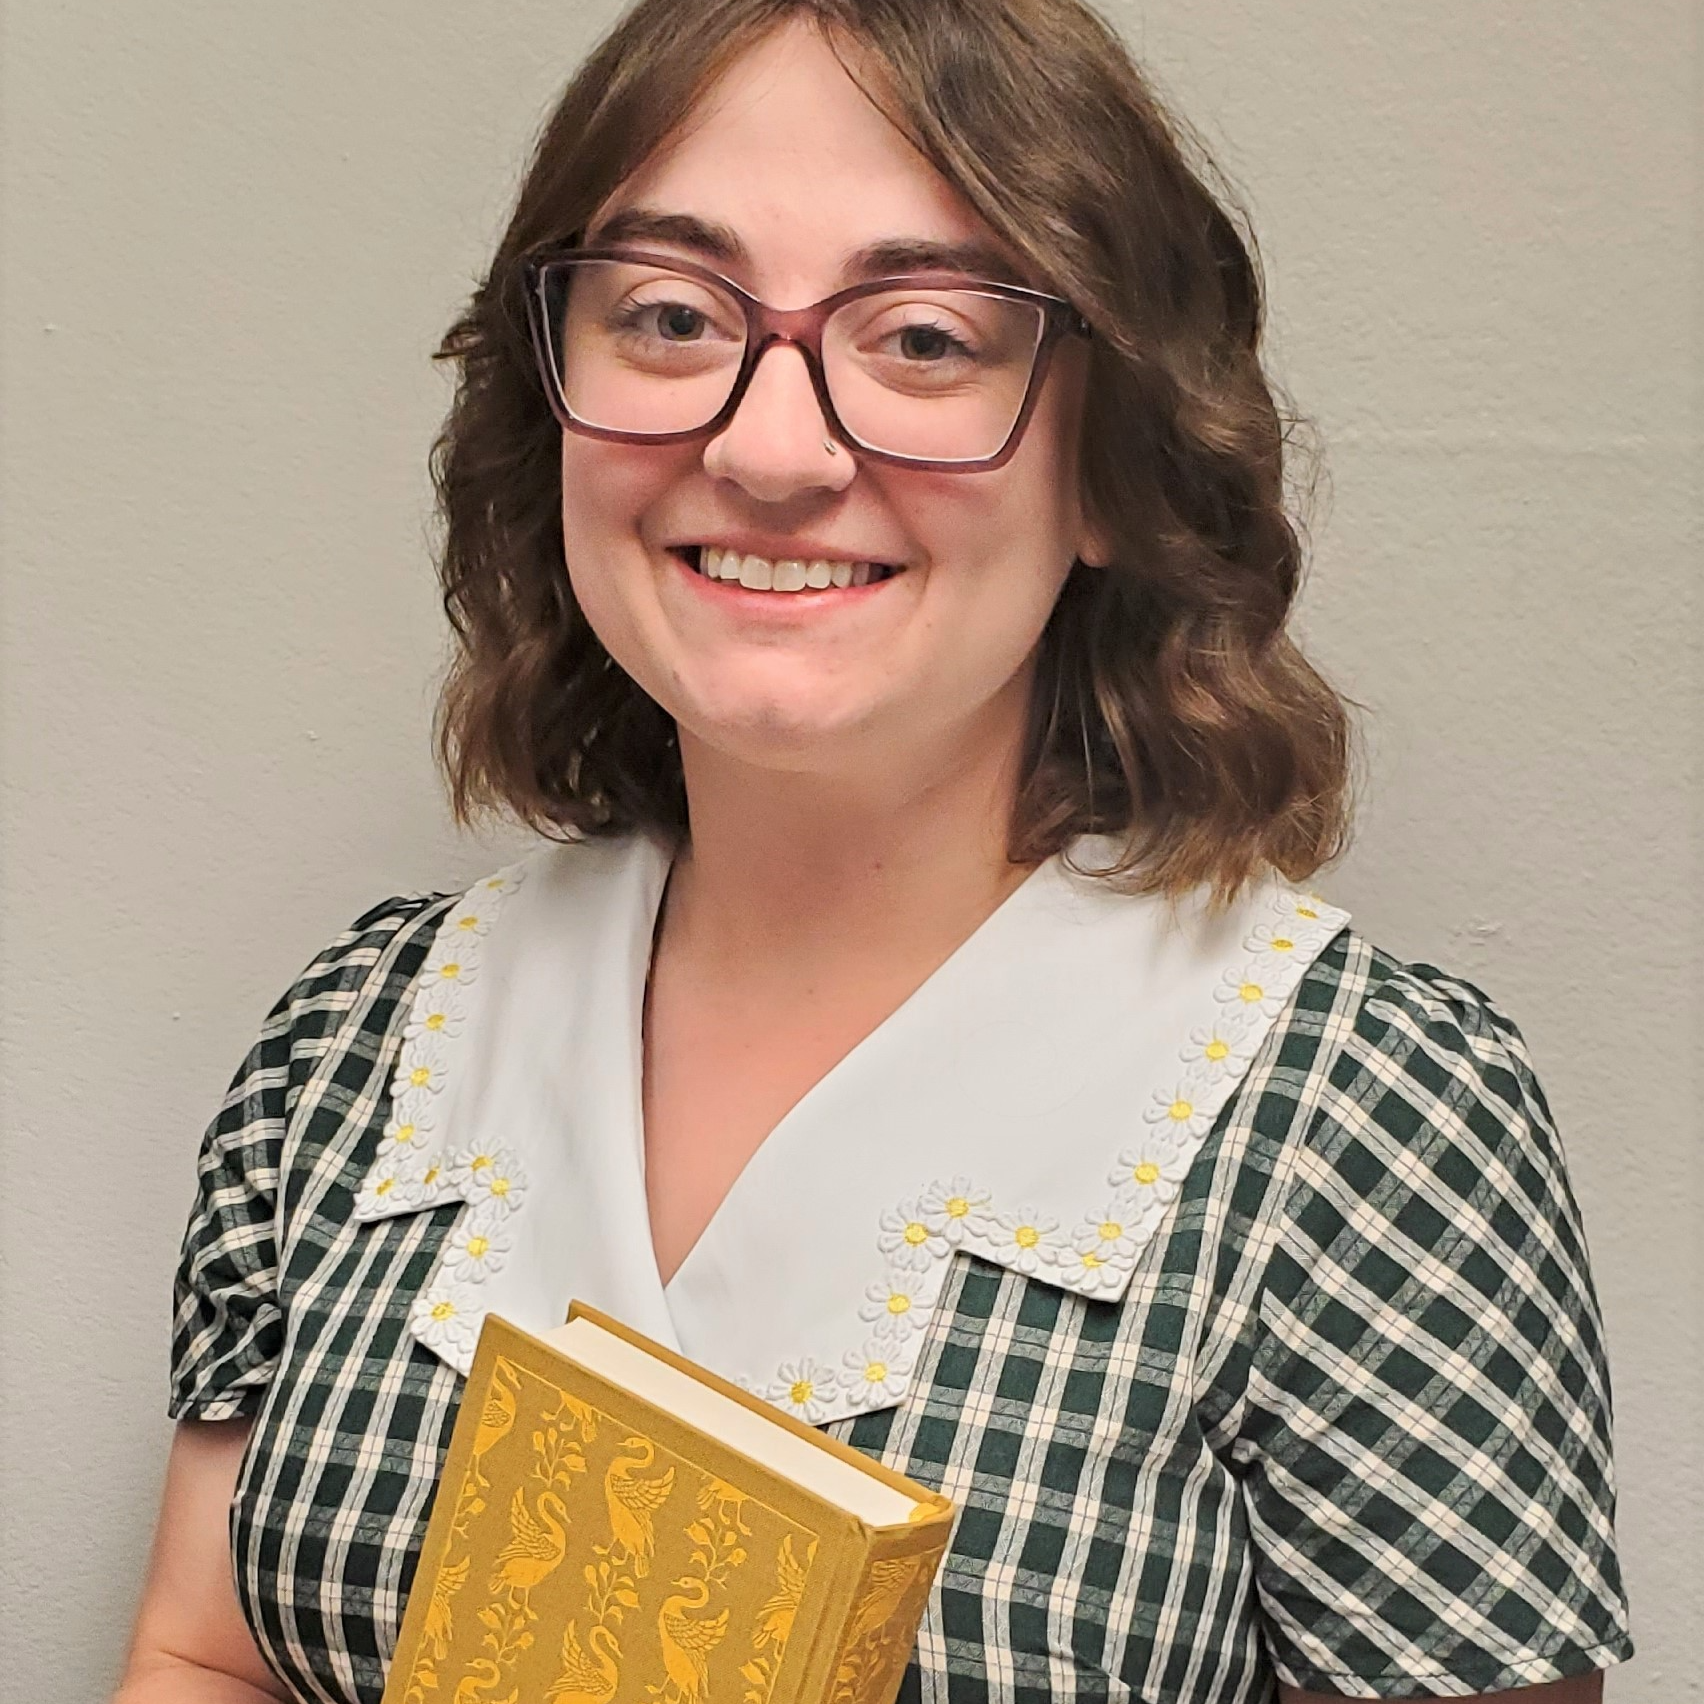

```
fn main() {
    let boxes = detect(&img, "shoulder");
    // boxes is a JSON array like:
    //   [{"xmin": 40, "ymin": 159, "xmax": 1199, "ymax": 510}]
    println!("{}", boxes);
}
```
[
  {"xmin": 1223, "ymin": 921, "xmax": 1584, "ymax": 1274},
  {"xmin": 1197, "ymin": 913, "xmax": 1576, "ymax": 1260},
  {"xmin": 1248, "ymin": 921, "xmax": 1595, "ymax": 1318},
  {"xmin": 215, "ymin": 888, "xmax": 465, "ymax": 1139},
  {"xmin": 1296, "ymin": 925, "xmax": 1562, "ymax": 1173},
  {"xmin": 288, "ymin": 890, "xmax": 457, "ymax": 1005},
  {"xmin": 1272, "ymin": 922, "xmax": 1558, "ymax": 1152},
  {"xmin": 262, "ymin": 890, "xmax": 457, "ymax": 1043}
]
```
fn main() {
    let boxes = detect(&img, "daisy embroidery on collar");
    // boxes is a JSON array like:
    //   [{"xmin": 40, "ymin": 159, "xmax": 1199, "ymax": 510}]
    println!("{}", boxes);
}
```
[
  {"xmin": 762, "ymin": 1358, "xmax": 839, "ymax": 1424},
  {"xmin": 403, "ymin": 979, "xmax": 469, "ymax": 1043},
  {"xmin": 918, "ymin": 1176, "xmax": 995, "ymax": 1245},
  {"xmin": 858, "ymin": 1272, "xmax": 935, "ymax": 1341},
  {"xmin": 840, "ymin": 1346, "xmax": 912, "ymax": 1404},
  {"xmin": 1108, "ymin": 1124, "xmax": 1194, "ymax": 1203},
  {"xmin": 443, "ymin": 1216, "xmax": 515, "ymax": 1285},
  {"xmin": 1070, "ymin": 1211, "xmax": 1141, "ymax": 1267},
  {"xmin": 1182, "ymin": 1022, "xmax": 1257, "ymax": 1073},
  {"xmin": 350, "ymin": 863, "xmax": 533, "ymax": 1376},
  {"xmin": 1143, "ymin": 1085, "xmax": 1217, "ymax": 1142},
  {"xmin": 1213, "ymin": 967, "xmax": 1291, "ymax": 1022},
  {"xmin": 877, "ymin": 1199, "xmax": 948, "ymax": 1271},
  {"xmin": 1056, "ymin": 1240, "xmax": 1130, "ymax": 1299},
  {"xmin": 410, "ymin": 1279, "xmax": 484, "ymax": 1364},
  {"xmin": 987, "ymin": 1208, "xmax": 1063, "ymax": 1275}
]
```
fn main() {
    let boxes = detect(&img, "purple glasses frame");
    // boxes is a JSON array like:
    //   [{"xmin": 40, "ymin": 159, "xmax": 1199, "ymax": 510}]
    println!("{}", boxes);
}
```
[{"xmin": 521, "ymin": 244, "xmax": 1093, "ymax": 473}]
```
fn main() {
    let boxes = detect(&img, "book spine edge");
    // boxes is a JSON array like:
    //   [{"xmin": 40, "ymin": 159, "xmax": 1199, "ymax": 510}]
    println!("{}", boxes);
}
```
[
  {"xmin": 816, "ymin": 1516, "xmax": 953, "ymax": 1704},
  {"xmin": 786, "ymin": 1515, "xmax": 873, "ymax": 1704}
]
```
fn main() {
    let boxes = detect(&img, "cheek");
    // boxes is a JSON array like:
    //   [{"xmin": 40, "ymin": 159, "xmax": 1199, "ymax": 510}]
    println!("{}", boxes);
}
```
[
  {"xmin": 902, "ymin": 398, "xmax": 1086, "ymax": 615},
  {"xmin": 556, "ymin": 440, "xmax": 681, "ymax": 622},
  {"xmin": 558, "ymin": 440, "xmax": 656, "ymax": 554}
]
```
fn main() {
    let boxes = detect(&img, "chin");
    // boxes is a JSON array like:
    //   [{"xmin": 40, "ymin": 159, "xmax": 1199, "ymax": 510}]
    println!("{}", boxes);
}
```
[{"xmin": 676, "ymin": 692, "xmax": 883, "ymax": 772}]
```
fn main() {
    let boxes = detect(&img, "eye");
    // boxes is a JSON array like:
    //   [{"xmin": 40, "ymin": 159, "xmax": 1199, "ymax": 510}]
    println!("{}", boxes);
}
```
[
  {"xmin": 894, "ymin": 322, "xmax": 972, "ymax": 363},
  {"xmin": 617, "ymin": 300, "xmax": 713, "ymax": 341}
]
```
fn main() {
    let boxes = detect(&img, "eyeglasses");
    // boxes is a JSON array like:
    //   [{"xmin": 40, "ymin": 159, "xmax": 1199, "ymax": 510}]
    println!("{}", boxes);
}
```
[{"xmin": 521, "ymin": 245, "xmax": 1091, "ymax": 472}]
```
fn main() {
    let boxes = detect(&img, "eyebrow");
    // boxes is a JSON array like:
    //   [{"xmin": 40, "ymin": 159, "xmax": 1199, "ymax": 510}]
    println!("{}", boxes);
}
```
[{"xmin": 583, "ymin": 207, "xmax": 1031, "ymax": 288}]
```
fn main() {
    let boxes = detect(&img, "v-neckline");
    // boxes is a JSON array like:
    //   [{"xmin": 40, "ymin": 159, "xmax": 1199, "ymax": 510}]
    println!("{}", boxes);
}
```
[
  {"xmin": 647, "ymin": 858, "xmax": 1056, "ymax": 1308},
  {"xmin": 643, "ymin": 849, "xmax": 1056, "ymax": 1308}
]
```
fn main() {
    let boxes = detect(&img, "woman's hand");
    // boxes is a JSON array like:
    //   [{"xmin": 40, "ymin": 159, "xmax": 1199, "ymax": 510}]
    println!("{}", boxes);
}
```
[{"xmin": 113, "ymin": 1418, "xmax": 288, "ymax": 1703}]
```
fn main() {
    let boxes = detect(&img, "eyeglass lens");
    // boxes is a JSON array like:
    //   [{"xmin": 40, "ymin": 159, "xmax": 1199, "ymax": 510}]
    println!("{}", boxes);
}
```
[{"xmin": 542, "ymin": 259, "xmax": 1047, "ymax": 462}]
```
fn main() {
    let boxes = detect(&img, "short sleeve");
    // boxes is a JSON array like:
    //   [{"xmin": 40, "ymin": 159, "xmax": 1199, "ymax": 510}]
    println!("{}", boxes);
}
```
[
  {"xmin": 168, "ymin": 895, "xmax": 443, "ymax": 1422},
  {"xmin": 1238, "ymin": 962, "xmax": 1633, "ymax": 1696}
]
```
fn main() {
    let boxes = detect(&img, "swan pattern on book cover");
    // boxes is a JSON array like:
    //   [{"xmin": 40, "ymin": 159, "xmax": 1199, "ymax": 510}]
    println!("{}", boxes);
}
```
[{"xmin": 396, "ymin": 1351, "xmax": 827, "ymax": 1704}]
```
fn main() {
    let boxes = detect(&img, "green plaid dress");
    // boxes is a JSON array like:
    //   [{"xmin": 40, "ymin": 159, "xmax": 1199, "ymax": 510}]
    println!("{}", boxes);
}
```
[{"xmin": 171, "ymin": 887, "xmax": 1632, "ymax": 1703}]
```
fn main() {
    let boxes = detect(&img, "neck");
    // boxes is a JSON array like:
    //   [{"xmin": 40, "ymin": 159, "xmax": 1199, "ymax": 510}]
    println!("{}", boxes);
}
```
[{"xmin": 662, "ymin": 690, "xmax": 1040, "ymax": 984}]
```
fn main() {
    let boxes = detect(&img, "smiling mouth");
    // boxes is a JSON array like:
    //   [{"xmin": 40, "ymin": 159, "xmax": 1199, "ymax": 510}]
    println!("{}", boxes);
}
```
[{"xmin": 674, "ymin": 545, "xmax": 904, "ymax": 593}]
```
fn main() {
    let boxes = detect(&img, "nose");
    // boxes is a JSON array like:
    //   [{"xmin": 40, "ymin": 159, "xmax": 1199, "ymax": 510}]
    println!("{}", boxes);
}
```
[{"xmin": 700, "ymin": 340, "xmax": 855, "ymax": 502}]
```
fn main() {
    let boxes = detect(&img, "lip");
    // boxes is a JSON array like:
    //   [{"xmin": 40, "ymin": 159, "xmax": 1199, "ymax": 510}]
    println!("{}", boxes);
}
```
[{"xmin": 664, "ymin": 532, "xmax": 907, "ymax": 570}]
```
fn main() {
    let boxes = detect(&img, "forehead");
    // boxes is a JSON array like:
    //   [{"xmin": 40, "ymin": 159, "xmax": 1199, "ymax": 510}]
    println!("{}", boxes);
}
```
[{"xmin": 588, "ymin": 19, "xmax": 1031, "ymax": 295}]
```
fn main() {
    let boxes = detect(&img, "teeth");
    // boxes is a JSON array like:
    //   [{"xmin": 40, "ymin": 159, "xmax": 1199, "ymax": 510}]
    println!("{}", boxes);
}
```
[{"xmin": 692, "ymin": 547, "xmax": 893, "ymax": 594}]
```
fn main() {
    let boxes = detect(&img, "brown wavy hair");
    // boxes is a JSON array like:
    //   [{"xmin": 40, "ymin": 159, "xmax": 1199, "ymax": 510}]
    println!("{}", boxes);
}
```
[{"xmin": 433, "ymin": 0, "xmax": 1355, "ymax": 904}]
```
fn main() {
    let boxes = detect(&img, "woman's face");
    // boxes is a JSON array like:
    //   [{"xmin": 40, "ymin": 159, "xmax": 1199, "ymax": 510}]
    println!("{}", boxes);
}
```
[{"xmin": 559, "ymin": 19, "xmax": 1104, "ymax": 786}]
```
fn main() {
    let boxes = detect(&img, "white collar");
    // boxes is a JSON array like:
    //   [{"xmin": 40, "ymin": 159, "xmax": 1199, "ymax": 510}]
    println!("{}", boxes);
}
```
[{"xmin": 353, "ymin": 835, "xmax": 1347, "ymax": 1426}]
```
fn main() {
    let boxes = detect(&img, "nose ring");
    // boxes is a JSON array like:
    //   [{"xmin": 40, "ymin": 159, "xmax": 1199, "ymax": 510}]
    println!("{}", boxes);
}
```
[{"xmin": 823, "ymin": 437, "xmax": 839, "ymax": 455}]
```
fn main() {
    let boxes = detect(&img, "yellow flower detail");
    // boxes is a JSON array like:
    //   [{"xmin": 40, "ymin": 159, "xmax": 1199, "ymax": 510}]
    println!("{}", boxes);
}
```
[
  {"xmin": 375, "ymin": 1176, "xmax": 395, "ymax": 1196},
  {"xmin": 456, "ymin": 914, "xmax": 479, "ymax": 931},
  {"xmin": 789, "ymin": 1378, "xmax": 814, "ymax": 1405},
  {"xmin": 466, "ymin": 1235, "xmax": 489, "ymax": 1260},
  {"xmin": 1014, "ymin": 1224, "xmax": 1039, "ymax": 1249},
  {"xmin": 394, "ymin": 1122, "xmax": 418, "ymax": 1144},
  {"xmin": 1271, "ymin": 936, "xmax": 1295, "ymax": 953},
  {"xmin": 864, "ymin": 1361, "xmax": 889, "ymax": 1383},
  {"xmin": 903, "ymin": 1220, "xmax": 928, "ymax": 1246},
  {"xmin": 1205, "ymin": 1039, "xmax": 1230, "ymax": 1061},
  {"xmin": 945, "ymin": 1196, "xmax": 970, "ymax": 1219},
  {"xmin": 1080, "ymin": 1250, "xmax": 1104, "ymax": 1269},
  {"xmin": 438, "ymin": 961, "xmax": 463, "ymax": 981},
  {"xmin": 1133, "ymin": 1161, "xmax": 1162, "ymax": 1186},
  {"xmin": 423, "ymin": 1165, "xmax": 440, "ymax": 1186},
  {"xmin": 1239, "ymin": 982, "xmax": 1263, "ymax": 1004},
  {"xmin": 431, "ymin": 1300, "xmax": 456, "ymax": 1322},
  {"xmin": 1099, "ymin": 1221, "xmax": 1123, "ymax": 1241},
  {"xmin": 409, "ymin": 1066, "xmax": 432, "ymax": 1088},
  {"xmin": 469, "ymin": 1153, "xmax": 492, "ymax": 1172},
  {"xmin": 425, "ymin": 1011, "xmax": 447, "ymax": 1032},
  {"xmin": 489, "ymin": 1175, "xmax": 511, "ymax": 1198},
  {"xmin": 1297, "ymin": 905, "xmax": 1319, "ymax": 919},
  {"xmin": 1168, "ymin": 1099, "xmax": 1194, "ymax": 1122},
  {"xmin": 886, "ymin": 1293, "xmax": 911, "ymax": 1317}
]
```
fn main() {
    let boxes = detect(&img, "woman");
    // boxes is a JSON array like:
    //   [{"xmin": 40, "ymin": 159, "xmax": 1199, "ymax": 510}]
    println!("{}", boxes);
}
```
[{"xmin": 117, "ymin": 1, "xmax": 1632, "ymax": 1699}]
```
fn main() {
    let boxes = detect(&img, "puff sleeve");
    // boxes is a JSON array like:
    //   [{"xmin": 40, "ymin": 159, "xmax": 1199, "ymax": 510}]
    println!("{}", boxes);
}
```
[
  {"xmin": 1238, "ymin": 963, "xmax": 1633, "ymax": 1696},
  {"xmin": 168, "ymin": 897, "xmax": 440, "ymax": 1421}
]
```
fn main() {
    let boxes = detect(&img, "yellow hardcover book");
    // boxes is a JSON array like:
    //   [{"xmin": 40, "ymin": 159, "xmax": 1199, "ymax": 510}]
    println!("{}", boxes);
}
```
[{"xmin": 384, "ymin": 1303, "xmax": 955, "ymax": 1704}]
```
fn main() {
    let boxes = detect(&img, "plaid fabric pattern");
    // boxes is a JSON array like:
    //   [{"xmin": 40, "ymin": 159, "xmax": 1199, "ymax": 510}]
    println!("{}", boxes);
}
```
[{"xmin": 172, "ymin": 894, "xmax": 1632, "ymax": 1703}]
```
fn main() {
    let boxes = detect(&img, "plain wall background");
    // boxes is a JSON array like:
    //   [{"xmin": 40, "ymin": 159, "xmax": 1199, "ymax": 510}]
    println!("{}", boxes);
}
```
[{"xmin": 1, "ymin": 2, "xmax": 1697, "ymax": 1697}]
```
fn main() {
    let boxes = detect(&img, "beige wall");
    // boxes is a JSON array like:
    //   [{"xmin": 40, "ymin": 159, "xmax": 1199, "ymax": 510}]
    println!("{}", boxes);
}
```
[{"xmin": 1, "ymin": 2, "xmax": 1696, "ymax": 1697}]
